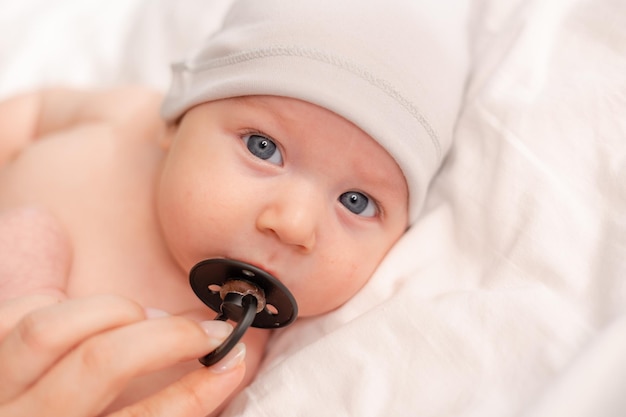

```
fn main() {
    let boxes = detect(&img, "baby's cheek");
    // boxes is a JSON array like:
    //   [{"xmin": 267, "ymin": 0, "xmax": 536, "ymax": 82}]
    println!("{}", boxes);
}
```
[
  {"xmin": 0, "ymin": 206, "xmax": 71, "ymax": 300},
  {"xmin": 293, "ymin": 264, "xmax": 372, "ymax": 317}
]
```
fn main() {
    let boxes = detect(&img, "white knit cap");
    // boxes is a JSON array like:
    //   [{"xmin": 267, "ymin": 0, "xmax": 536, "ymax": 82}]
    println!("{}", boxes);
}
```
[{"xmin": 161, "ymin": 0, "xmax": 469, "ymax": 224}]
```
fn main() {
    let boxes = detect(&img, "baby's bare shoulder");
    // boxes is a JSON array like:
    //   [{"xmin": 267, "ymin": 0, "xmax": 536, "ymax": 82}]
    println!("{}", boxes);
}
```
[
  {"xmin": 85, "ymin": 86, "xmax": 163, "ymax": 126},
  {"xmin": 97, "ymin": 86, "xmax": 166, "ymax": 140},
  {"xmin": 1, "ymin": 85, "xmax": 165, "ymax": 161}
]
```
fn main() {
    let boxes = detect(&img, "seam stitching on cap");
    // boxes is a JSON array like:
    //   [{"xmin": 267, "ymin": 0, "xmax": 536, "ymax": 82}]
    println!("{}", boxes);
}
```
[{"xmin": 184, "ymin": 45, "xmax": 441, "ymax": 158}]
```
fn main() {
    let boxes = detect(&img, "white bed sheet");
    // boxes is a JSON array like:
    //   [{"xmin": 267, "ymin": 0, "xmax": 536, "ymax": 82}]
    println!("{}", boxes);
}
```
[{"xmin": 1, "ymin": 0, "xmax": 625, "ymax": 416}]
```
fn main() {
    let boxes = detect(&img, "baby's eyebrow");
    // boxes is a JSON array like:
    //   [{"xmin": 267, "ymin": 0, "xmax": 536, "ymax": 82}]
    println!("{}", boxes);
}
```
[
  {"xmin": 349, "ymin": 161, "xmax": 407, "ymax": 207},
  {"xmin": 231, "ymin": 96, "xmax": 281, "ymax": 115},
  {"xmin": 368, "ymin": 172, "xmax": 408, "ymax": 203},
  {"xmin": 230, "ymin": 96, "xmax": 291, "ymax": 131}
]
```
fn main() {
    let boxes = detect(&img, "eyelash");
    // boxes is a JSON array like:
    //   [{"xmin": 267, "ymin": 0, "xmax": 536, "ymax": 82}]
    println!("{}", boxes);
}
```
[
  {"xmin": 346, "ymin": 191, "xmax": 383, "ymax": 219},
  {"xmin": 239, "ymin": 128, "xmax": 283, "ymax": 162},
  {"xmin": 238, "ymin": 129, "xmax": 384, "ymax": 219},
  {"xmin": 240, "ymin": 128, "xmax": 274, "ymax": 144}
]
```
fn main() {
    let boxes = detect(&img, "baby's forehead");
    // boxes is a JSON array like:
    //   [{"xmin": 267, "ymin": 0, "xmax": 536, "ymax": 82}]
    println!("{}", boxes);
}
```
[
  {"xmin": 220, "ymin": 95, "xmax": 362, "ymax": 136},
  {"xmin": 228, "ymin": 95, "xmax": 335, "ymax": 119}
]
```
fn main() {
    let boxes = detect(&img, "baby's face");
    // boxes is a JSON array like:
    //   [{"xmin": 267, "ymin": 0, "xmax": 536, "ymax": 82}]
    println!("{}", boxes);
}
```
[{"xmin": 157, "ymin": 96, "xmax": 408, "ymax": 317}]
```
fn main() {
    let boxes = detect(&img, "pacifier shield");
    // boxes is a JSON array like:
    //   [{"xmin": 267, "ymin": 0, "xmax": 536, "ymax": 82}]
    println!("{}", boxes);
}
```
[{"xmin": 189, "ymin": 258, "xmax": 298, "ymax": 328}]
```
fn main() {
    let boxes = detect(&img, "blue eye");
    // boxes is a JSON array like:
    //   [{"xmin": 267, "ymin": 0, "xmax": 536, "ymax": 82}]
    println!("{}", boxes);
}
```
[
  {"xmin": 243, "ymin": 134, "xmax": 283, "ymax": 165},
  {"xmin": 339, "ymin": 191, "xmax": 377, "ymax": 217}
]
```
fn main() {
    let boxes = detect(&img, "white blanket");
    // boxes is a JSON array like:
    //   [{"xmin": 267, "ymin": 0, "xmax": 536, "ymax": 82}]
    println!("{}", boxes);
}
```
[{"xmin": 1, "ymin": 0, "xmax": 625, "ymax": 415}]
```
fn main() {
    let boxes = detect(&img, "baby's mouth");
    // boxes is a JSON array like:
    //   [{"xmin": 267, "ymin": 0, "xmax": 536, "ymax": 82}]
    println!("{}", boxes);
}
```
[{"xmin": 188, "ymin": 258, "xmax": 298, "ymax": 366}]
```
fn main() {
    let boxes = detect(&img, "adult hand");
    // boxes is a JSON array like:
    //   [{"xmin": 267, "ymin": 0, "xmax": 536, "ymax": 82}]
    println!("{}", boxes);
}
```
[{"xmin": 0, "ymin": 294, "xmax": 245, "ymax": 417}]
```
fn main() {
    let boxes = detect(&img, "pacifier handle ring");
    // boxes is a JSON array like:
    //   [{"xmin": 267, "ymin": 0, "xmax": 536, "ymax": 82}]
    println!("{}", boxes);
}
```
[
  {"xmin": 189, "ymin": 258, "xmax": 298, "ymax": 367},
  {"xmin": 199, "ymin": 294, "xmax": 258, "ymax": 367}
]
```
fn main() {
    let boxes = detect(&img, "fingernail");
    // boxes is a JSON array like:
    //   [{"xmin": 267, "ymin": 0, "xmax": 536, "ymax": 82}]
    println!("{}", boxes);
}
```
[
  {"xmin": 144, "ymin": 307, "xmax": 170, "ymax": 319},
  {"xmin": 198, "ymin": 320, "xmax": 233, "ymax": 340},
  {"xmin": 211, "ymin": 343, "xmax": 246, "ymax": 373}
]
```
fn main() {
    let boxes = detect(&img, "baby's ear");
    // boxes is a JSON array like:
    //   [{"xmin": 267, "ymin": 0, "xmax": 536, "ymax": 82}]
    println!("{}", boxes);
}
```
[{"xmin": 158, "ymin": 123, "xmax": 178, "ymax": 150}]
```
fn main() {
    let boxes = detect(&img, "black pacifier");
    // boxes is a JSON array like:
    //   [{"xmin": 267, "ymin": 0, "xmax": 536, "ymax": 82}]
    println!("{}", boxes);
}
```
[{"xmin": 189, "ymin": 258, "xmax": 298, "ymax": 366}]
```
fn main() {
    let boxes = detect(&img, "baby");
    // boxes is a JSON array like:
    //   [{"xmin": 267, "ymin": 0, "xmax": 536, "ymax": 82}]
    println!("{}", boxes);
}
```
[{"xmin": 0, "ymin": 0, "xmax": 465, "ymax": 416}]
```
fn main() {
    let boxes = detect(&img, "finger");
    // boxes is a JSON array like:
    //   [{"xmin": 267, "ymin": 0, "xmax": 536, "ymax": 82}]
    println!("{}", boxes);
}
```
[
  {"xmin": 110, "ymin": 344, "xmax": 246, "ymax": 417},
  {"xmin": 0, "ymin": 293, "xmax": 64, "ymax": 339},
  {"xmin": 0, "ymin": 294, "xmax": 145, "ymax": 403},
  {"xmin": 9, "ymin": 317, "xmax": 233, "ymax": 417}
]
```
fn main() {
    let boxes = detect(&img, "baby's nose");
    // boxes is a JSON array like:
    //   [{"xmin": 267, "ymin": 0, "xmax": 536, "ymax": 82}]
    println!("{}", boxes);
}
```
[{"xmin": 255, "ymin": 186, "xmax": 319, "ymax": 252}]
